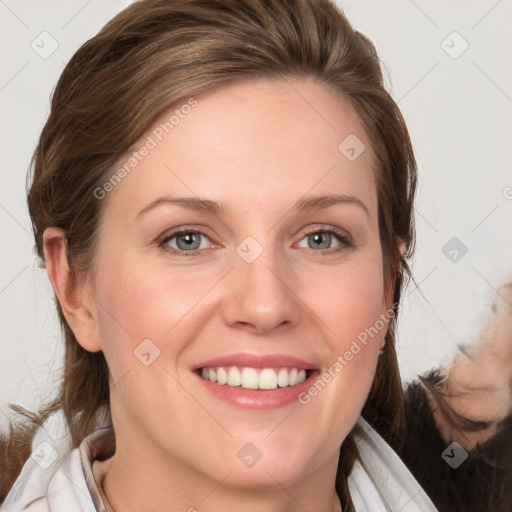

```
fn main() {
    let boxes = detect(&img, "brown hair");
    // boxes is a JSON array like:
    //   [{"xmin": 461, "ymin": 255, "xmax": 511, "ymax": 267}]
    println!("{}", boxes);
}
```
[{"xmin": 1, "ymin": 1, "xmax": 417, "ymax": 509}]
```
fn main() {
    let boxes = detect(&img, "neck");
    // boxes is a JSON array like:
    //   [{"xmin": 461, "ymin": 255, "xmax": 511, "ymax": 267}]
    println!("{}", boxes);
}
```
[{"xmin": 94, "ymin": 428, "xmax": 343, "ymax": 512}]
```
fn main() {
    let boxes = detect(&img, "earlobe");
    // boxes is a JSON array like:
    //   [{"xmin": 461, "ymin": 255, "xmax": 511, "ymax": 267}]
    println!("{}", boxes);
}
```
[
  {"xmin": 392, "ymin": 235, "xmax": 405, "ymax": 292},
  {"xmin": 380, "ymin": 236, "xmax": 404, "ymax": 350},
  {"xmin": 397, "ymin": 236, "xmax": 406, "ymax": 256},
  {"xmin": 43, "ymin": 227, "xmax": 102, "ymax": 352}
]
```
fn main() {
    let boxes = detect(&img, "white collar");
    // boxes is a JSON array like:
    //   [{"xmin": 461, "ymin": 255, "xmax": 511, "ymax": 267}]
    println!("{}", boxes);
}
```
[{"xmin": 348, "ymin": 416, "xmax": 439, "ymax": 511}]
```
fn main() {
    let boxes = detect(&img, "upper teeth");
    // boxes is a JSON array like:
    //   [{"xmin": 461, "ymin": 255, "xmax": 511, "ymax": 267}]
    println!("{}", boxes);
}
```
[{"xmin": 200, "ymin": 366, "xmax": 308, "ymax": 390}]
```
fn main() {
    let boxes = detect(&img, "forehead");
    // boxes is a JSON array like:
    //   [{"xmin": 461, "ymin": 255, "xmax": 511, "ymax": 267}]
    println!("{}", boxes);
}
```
[{"xmin": 102, "ymin": 77, "xmax": 378, "ymax": 222}]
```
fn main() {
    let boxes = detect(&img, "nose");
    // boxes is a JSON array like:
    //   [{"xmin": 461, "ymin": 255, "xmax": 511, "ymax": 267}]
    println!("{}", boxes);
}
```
[{"xmin": 222, "ymin": 243, "xmax": 302, "ymax": 336}]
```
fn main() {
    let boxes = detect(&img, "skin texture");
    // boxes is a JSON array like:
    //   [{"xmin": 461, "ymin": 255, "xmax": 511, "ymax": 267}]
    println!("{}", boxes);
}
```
[{"xmin": 43, "ymin": 78, "xmax": 394, "ymax": 512}]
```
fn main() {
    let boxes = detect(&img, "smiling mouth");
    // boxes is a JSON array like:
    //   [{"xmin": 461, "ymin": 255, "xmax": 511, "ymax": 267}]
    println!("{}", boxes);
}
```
[{"xmin": 196, "ymin": 366, "xmax": 314, "ymax": 390}]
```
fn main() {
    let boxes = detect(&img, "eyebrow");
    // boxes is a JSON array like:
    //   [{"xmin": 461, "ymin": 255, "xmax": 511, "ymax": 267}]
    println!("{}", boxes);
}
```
[{"xmin": 136, "ymin": 193, "xmax": 370, "ymax": 219}]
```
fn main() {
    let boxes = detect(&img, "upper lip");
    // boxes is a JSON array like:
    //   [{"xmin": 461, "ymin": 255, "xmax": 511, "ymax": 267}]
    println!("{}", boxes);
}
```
[{"xmin": 193, "ymin": 353, "xmax": 317, "ymax": 371}]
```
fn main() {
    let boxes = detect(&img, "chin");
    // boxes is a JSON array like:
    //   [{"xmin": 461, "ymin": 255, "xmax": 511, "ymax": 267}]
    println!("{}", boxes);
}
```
[
  {"xmin": 223, "ymin": 460, "xmax": 311, "ymax": 492},
  {"xmin": 204, "ymin": 437, "xmax": 324, "ymax": 491}
]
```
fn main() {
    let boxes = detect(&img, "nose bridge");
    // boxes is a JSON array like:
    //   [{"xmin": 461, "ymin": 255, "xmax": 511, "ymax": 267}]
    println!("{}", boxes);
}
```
[
  {"xmin": 224, "ymin": 232, "xmax": 301, "ymax": 332},
  {"xmin": 236, "ymin": 233, "xmax": 291, "ymax": 299}
]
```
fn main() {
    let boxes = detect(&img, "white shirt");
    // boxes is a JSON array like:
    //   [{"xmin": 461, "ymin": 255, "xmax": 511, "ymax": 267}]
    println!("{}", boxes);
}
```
[{"xmin": 1, "ymin": 411, "xmax": 438, "ymax": 511}]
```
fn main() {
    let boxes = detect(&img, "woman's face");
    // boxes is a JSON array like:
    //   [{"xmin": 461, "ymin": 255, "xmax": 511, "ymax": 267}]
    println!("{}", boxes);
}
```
[{"xmin": 85, "ymin": 78, "xmax": 392, "ymax": 493}]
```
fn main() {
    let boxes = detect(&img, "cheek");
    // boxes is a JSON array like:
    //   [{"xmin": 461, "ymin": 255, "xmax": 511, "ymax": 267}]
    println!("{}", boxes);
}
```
[
  {"xmin": 96, "ymin": 248, "xmax": 188, "ymax": 327},
  {"xmin": 293, "ymin": 250, "xmax": 386, "ymax": 428},
  {"xmin": 310, "ymin": 255, "xmax": 387, "ymax": 352},
  {"xmin": 93, "ymin": 253, "xmax": 220, "ymax": 366}
]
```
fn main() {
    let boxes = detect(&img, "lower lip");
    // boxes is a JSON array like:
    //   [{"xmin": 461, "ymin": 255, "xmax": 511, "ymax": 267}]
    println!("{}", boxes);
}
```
[{"xmin": 194, "ymin": 371, "xmax": 318, "ymax": 410}]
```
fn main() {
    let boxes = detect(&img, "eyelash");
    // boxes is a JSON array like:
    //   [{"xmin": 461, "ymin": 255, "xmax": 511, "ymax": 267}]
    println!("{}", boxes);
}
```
[{"xmin": 157, "ymin": 226, "xmax": 353, "ymax": 256}]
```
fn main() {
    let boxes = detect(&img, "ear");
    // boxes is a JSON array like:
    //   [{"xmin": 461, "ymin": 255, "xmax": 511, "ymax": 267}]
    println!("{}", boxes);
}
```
[
  {"xmin": 379, "ymin": 236, "xmax": 405, "ymax": 349},
  {"xmin": 43, "ymin": 227, "xmax": 102, "ymax": 352}
]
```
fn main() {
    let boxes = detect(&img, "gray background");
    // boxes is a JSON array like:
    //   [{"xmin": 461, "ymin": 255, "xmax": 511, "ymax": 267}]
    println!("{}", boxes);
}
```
[{"xmin": 1, "ymin": 0, "xmax": 511, "ymax": 430}]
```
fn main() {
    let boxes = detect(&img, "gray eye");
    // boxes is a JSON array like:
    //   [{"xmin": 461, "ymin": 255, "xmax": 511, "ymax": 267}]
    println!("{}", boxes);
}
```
[
  {"xmin": 171, "ymin": 232, "xmax": 204, "ymax": 251},
  {"xmin": 307, "ymin": 232, "xmax": 333, "ymax": 250}
]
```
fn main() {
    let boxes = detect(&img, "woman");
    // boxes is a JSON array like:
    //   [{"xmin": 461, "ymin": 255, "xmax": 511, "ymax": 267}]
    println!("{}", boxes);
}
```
[{"xmin": 1, "ymin": 0, "xmax": 511, "ymax": 510}]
